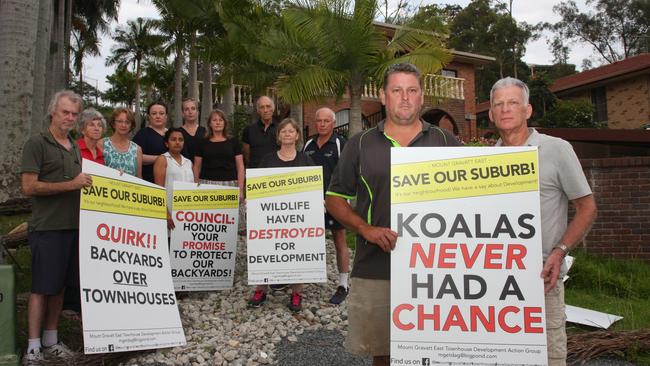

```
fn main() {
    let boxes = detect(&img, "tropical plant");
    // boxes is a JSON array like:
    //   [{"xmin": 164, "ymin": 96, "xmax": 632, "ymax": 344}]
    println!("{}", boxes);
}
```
[
  {"xmin": 105, "ymin": 17, "xmax": 164, "ymax": 128},
  {"xmin": 257, "ymin": 0, "xmax": 450, "ymax": 136}
]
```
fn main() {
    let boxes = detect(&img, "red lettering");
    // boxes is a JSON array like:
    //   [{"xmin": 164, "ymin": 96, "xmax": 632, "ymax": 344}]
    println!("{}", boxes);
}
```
[
  {"xmin": 506, "ymin": 244, "xmax": 527, "ymax": 269},
  {"xmin": 409, "ymin": 243, "xmax": 434, "ymax": 268},
  {"xmin": 460, "ymin": 244, "xmax": 483, "ymax": 269},
  {"xmin": 498, "ymin": 306, "xmax": 521, "ymax": 333},
  {"xmin": 470, "ymin": 305, "xmax": 495, "ymax": 332},
  {"xmin": 484, "ymin": 244, "xmax": 504, "ymax": 269},
  {"xmin": 442, "ymin": 305, "xmax": 468, "ymax": 331},
  {"xmin": 392, "ymin": 304, "xmax": 415, "ymax": 330},
  {"xmin": 417, "ymin": 304, "xmax": 440, "ymax": 330},
  {"xmin": 438, "ymin": 243, "xmax": 457, "ymax": 268},
  {"xmin": 524, "ymin": 307, "xmax": 544, "ymax": 333}
]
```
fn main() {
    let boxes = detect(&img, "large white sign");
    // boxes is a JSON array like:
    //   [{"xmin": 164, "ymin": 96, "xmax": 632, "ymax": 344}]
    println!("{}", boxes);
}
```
[
  {"xmin": 79, "ymin": 160, "xmax": 185, "ymax": 354},
  {"xmin": 170, "ymin": 181, "xmax": 238, "ymax": 291},
  {"xmin": 390, "ymin": 147, "xmax": 547, "ymax": 365},
  {"xmin": 246, "ymin": 166, "xmax": 326, "ymax": 285}
]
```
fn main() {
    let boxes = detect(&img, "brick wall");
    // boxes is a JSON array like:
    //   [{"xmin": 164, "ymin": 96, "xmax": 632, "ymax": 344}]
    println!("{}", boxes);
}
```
[
  {"xmin": 606, "ymin": 75, "xmax": 650, "ymax": 129},
  {"xmin": 580, "ymin": 156, "xmax": 650, "ymax": 261}
]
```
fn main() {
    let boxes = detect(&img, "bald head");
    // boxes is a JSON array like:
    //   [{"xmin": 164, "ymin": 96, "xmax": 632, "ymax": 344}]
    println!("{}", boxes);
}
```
[{"xmin": 314, "ymin": 107, "xmax": 336, "ymax": 138}]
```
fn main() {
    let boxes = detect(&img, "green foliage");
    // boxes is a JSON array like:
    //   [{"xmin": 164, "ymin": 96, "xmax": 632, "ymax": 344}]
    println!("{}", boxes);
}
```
[
  {"xmin": 229, "ymin": 105, "xmax": 252, "ymax": 140},
  {"xmin": 536, "ymin": 99, "xmax": 597, "ymax": 128},
  {"xmin": 104, "ymin": 68, "xmax": 137, "ymax": 106},
  {"xmin": 527, "ymin": 73, "xmax": 557, "ymax": 121},
  {"xmin": 546, "ymin": 0, "xmax": 650, "ymax": 64},
  {"xmin": 448, "ymin": 0, "xmax": 534, "ymax": 101}
]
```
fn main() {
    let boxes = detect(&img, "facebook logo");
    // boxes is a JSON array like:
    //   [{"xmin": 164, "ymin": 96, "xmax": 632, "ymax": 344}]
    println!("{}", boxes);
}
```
[{"xmin": 421, "ymin": 358, "xmax": 431, "ymax": 366}]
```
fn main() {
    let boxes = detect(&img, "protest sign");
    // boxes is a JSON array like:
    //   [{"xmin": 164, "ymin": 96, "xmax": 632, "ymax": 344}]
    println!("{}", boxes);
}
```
[
  {"xmin": 246, "ymin": 166, "xmax": 326, "ymax": 285},
  {"xmin": 390, "ymin": 147, "xmax": 547, "ymax": 365},
  {"xmin": 79, "ymin": 160, "xmax": 185, "ymax": 354},
  {"xmin": 170, "ymin": 181, "xmax": 238, "ymax": 291}
]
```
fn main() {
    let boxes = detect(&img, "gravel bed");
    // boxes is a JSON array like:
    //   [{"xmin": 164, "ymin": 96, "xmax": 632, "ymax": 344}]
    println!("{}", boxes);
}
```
[{"xmin": 118, "ymin": 236, "xmax": 637, "ymax": 366}]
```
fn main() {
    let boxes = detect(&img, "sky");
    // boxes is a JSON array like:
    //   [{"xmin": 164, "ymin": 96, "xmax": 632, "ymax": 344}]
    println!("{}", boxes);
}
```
[{"xmin": 84, "ymin": 0, "xmax": 594, "ymax": 93}]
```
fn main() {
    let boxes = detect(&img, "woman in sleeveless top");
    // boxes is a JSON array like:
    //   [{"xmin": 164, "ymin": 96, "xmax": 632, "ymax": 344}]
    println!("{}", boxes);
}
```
[
  {"xmin": 153, "ymin": 128, "xmax": 194, "ymax": 230},
  {"xmin": 103, "ymin": 108, "xmax": 142, "ymax": 177}
]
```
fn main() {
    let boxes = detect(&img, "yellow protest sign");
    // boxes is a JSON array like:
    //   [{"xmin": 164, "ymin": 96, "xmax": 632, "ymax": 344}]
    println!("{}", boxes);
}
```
[
  {"xmin": 391, "ymin": 150, "xmax": 538, "ymax": 204},
  {"xmin": 246, "ymin": 168, "xmax": 322, "ymax": 200},
  {"xmin": 80, "ymin": 175, "xmax": 166, "ymax": 219}
]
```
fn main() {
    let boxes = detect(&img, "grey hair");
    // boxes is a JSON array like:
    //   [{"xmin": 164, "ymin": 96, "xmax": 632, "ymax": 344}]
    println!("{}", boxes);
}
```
[
  {"xmin": 490, "ymin": 77, "xmax": 530, "ymax": 106},
  {"xmin": 315, "ymin": 107, "xmax": 336, "ymax": 122},
  {"xmin": 383, "ymin": 62, "xmax": 422, "ymax": 90},
  {"xmin": 256, "ymin": 95, "xmax": 275, "ymax": 110},
  {"xmin": 47, "ymin": 90, "xmax": 83, "ymax": 122},
  {"xmin": 78, "ymin": 108, "xmax": 107, "ymax": 133}
]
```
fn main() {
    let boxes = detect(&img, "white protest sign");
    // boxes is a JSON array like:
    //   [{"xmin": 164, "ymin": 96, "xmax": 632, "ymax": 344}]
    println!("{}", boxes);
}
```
[
  {"xmin": 246, "ymin": 166, "xmax": 326, "ymax": 285},
  {"xmin": 79, "ymin": 160, "xmax": 185, "ymax": 354},
  {"xmin": 390, "ymin": 147, "xmax": 547, "ymax": 365},
  {"xmin": 170, "ymin": 181, "xmax": 238, "ymax": 291}
]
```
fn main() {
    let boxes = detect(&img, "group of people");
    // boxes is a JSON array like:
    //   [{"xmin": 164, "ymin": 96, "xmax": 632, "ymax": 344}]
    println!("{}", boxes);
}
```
[{"xmin": 20, "ymin": 62, "xmax": 596, "ymax": 366}]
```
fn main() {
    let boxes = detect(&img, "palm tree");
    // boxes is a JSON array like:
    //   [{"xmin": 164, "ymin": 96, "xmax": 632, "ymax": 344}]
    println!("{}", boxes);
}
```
[
  {"xmin": 71, "ymin": 0, "xmax": 119, "ymax": 98},
  {"xmin": 261, "ymin": 0, "xmax": 450, "ymax": 136},
  {"xmin": 71, "ymin": 19, "xmax": 100, "ymax": 99},
  {"xmin": 106, "ymin": 17, "xmax": 164, "ymax": 128}
]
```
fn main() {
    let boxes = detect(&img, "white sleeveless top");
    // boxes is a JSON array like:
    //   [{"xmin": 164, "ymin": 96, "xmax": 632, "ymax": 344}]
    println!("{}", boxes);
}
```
[{"xmin": 163, "ymin": 152, "xmax": 194, "ymax": 210}]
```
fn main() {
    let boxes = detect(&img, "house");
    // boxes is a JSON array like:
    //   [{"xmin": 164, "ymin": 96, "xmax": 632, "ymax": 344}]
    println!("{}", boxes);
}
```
[
  {"xmin": 299, "ymin": 22, "xmax": 494, "ymax": 142},
  {"xmin": 213, "ymin": 22, "xmax": 494, "ymax": 142},
  {"xmin": 550, "ymin": 53, "xmax": 650, "ymax": 130}
]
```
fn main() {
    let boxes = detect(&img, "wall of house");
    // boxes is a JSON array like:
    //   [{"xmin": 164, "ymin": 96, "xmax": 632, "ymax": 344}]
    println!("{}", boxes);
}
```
[
  {"xmin": 606, "ymin": 75, "xmax": 650, "ymax": 129},
  {"xmin": 580, "ymin": 156, "xmax": 650, "ymax": 261},
  {"xmin": 301, "ymin": 61, "xmax": 480, "ymax": 140}
]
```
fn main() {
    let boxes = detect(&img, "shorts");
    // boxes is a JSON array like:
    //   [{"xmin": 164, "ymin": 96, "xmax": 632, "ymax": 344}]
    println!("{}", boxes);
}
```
[
  {"xmin": 29, "ymin": 230, "xmax": 79, "ymax": 295},
  {"xmin": 345, "ymin": 278, "xmax": 390, "ymax": 356},
  {"xmin": 325, "ymin": 211, "xmax": 343, "ymax": 230},
  {"xmin": 546, "ymin": 280, "xmax": 567, "ymax": 366}
]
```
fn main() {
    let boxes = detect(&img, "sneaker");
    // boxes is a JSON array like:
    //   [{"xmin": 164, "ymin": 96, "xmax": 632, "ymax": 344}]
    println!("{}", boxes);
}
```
[
  {"xmin": 329, "ymin": 286, "xmax": 349, "ymax": 305},
  {"xmin": 288, "ymin": 292, "xmax": 302, "ymax": 312},
  {"xmin": 248, "ymin": 290, "xmax": 267, "ymax": 308},
  {"xmin": 22, "ymin": 348, "xmax": 44, "ymax": 365},
  {"xmin": 42, "ymin": 341, "xmax": 75, "ymax": 359},
  {"xmin": 270, "ymin": 284, "xmax": 288, "ymax": 291}
]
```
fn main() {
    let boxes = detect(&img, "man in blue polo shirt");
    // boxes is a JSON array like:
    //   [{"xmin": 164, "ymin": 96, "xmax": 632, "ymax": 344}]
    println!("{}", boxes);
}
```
[{"xmin": 303, "ymin": 107, "xmax": 350, "ymax": 304}]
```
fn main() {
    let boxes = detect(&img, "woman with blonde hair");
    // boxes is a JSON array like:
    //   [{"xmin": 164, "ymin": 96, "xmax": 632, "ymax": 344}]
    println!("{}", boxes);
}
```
[
  {"xmin": 247, "ymin": 118, "xmax": 314, "ymax": 312},
  {"xmin": 103, "ymin": 108, "xmax": 142, "ymax": 177}
]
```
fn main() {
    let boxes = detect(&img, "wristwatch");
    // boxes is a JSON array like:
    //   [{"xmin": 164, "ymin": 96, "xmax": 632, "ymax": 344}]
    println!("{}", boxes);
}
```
[{"xmin": 553, "ymin": 243, "xmax": 570, "ymax": 256}]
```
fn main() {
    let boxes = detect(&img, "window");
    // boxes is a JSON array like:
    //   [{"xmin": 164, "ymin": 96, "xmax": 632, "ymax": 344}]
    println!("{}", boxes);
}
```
[
  {"xmin": 591, "ymin": 87, "xmax": 608, "ymax": 123},
  {"xmin": 441, "ymin": 69, "xmax": 457, "ymax": 78},
  {"xmin": 334, "ymin": 109, "xmax": 349, "ymax": 127}
]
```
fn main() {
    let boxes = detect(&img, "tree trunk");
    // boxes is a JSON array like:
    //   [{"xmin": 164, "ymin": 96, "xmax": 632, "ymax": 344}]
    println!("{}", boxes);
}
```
[
  {"xmin": 200, "ymin": 62, "xmax": 213, "ymax": 123},
  {"xmin": 173, "ymin": 53, "xmax": 183, "ymax": 127},
  {"xmin": 48, "ymin": 0, "xmax": 66, "ymax": 94},
  {"xmin": 348, "ymin": 82, "xmax": 363, "ymax": 137},
  {"xmin": 64, "ymin": 0, "xmax": 72, "ymax": 86},
  {"xmin": 290, "ymin": 103, "xmax": 303, "ymax": 135},
  {"xmin": 135, "ymin": 59, "xmax": 142, "ymax": 129},
  {"xmin": 189, "ymin": 59, "xmax": 198, "ymax": 100},
  {"xmin": 32, "ymin": 0, "xmax": 53, "ymax": 134},
  {"xmin": 222, "ymin": 77, "xmax": 235, "ymax": 118},
  {"xmin": 0, "ymin": 0, "xmax": 40, "ymax": 204}
]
